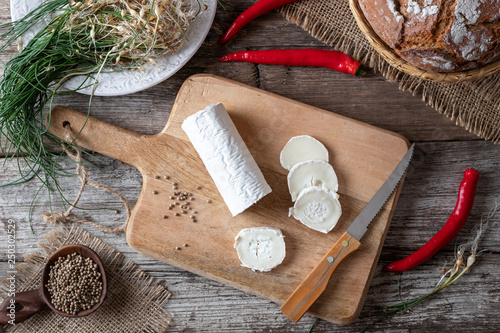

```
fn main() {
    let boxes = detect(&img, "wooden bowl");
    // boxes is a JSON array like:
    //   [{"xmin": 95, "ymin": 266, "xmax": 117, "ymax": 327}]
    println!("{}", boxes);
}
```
[
  {"xmin": 348, "ymin": 0, "xmax": 500, "ymax": 83},
  {"xmin": 0, "ymin": 244, "xmax": 107, "ymax": 324},
  {"xmin": 41, "ymin": 244, "xmax": 108, "ymax": 317}
]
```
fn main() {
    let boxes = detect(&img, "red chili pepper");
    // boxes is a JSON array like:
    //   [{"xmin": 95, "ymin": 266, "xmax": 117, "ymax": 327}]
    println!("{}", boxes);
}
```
[
  {"xmin": 384, "ymin": 168, "xmax": 480, "ymax": 272},
  {"xmin": 219, "ymin": 0, "xmax": 300, "ymax": 44},
  {"xmin": 219, "ymin": 49, "xmax": 365, "ymax": 76}
]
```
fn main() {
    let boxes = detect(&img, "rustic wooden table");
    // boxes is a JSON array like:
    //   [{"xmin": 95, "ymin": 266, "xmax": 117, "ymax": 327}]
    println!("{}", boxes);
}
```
[{"xmin": 1, "ymin": 1, "xmax": 499, "ymax": 332}]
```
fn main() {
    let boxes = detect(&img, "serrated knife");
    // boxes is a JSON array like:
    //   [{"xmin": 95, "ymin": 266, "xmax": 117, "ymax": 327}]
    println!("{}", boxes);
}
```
[{"xmin": 280, "ymin": 143, "xmax": 415, "ymax": 322}]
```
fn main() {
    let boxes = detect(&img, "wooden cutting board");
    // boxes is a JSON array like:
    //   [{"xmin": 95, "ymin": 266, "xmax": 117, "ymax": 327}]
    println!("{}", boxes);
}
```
[{"xmin": 48, "ymin": 74, "xmax": 409, "ymax": 325}]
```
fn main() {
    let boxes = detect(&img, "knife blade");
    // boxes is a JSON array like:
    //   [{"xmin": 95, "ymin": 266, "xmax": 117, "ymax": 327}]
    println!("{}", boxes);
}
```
[{"xmin": 280, "ymin": 143, "xmax": 415, "ymax": 322}]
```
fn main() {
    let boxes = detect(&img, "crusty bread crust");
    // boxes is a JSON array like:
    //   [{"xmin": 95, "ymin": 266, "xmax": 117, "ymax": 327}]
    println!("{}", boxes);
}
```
[{"xmin": 359, "ymin": 0, "xmax": 500, "ymax": 72}]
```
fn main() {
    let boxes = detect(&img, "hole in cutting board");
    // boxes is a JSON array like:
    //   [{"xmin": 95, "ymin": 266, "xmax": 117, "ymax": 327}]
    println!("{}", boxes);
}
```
[{"xmin": 62, "ymin": 121, "xmax": 71, "ymax": 128}]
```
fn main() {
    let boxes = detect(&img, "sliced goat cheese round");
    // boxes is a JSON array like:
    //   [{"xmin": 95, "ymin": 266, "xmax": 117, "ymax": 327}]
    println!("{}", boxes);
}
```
[
  {"xmin": 234, "ymin": 227, "xmax": 286, "ymax": 272},
  {"xmin": 288, "ymin": 160, "xmax": 339, "ymax": 201},
  {"xmin": 280, "ymin": 135, "xmax": 329, "ymax": 170},
  {"xmin": 289, "ymin": 186, "xmax": 342, "ymax": 233}
]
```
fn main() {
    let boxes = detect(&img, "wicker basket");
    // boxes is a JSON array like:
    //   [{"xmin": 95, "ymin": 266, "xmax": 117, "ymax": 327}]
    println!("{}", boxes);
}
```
[{"xmin": 349, "ymin": 0, "xmax": 500, "ymax": 83}]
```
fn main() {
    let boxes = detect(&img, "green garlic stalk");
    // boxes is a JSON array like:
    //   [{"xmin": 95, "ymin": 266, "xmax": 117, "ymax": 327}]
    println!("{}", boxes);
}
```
[{"xmin": 0, "ymin": 0, "xmax": 197, "ymax": 223}]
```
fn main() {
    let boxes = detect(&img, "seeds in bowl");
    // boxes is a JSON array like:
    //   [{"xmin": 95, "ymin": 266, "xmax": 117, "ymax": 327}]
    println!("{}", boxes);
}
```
[{"xmin": 45, "ymin": 253, "xmax": 103, "ymax": 315}]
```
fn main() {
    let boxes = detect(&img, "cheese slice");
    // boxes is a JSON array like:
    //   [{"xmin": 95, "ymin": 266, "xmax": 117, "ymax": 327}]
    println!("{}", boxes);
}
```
[
  {"xmin": 280, "ymin": 135, "xmax": 329, "ymax": 170},
  {"xmin": 289, "ymin": 186, "xmax": 342, "ymax": 233},
  {"xmin": 182, "ymin": 103, "xmax": 272, "ymax": 216},
  {"xmin": 234, "ymin": 227, "xmax": 286, "ymax": 272},
  {"xmin": 288, "ymin": 160, "xmax": 339, "ymax": 201}
]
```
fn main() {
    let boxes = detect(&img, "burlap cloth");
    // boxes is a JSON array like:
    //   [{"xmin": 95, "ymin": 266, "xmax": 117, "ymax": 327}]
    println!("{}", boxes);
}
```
[
  {"xmin": 1, "ymin": 225, "xmax": 172, "ymax": 333},
  {"xmin": 279, "ymin": 0, "xmax": 500, "ymax": 143}
]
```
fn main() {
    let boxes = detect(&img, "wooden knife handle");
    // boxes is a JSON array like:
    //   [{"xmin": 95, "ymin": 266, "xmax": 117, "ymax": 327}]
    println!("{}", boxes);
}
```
[
  {"xmin": 280, "ymin": 232, "xmax": 361, "ymax": 322},
  {"xmin": 47, "ymin": 106, "xmax": 146, "ymax": 168}
]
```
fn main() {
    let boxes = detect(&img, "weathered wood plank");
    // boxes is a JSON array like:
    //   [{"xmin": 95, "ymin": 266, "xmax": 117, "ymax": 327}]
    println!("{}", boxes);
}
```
[
  {"xmin": 1, "ymin": 0, "xmax": 499, "ymax": 331},
  {"xmin": 2, "ymin": 142, "xmax": 497, "ymax": 261},
  {"xmin": 1, "ymin": 141, "xmax": 499, "ymax": 331},
  {"xmin": 0, "ymin": 4, "xmax": 478, "ymax": 160},
  {"xmin": 1, "ymin": 253, "xmax": 498, "ymax": 332}
]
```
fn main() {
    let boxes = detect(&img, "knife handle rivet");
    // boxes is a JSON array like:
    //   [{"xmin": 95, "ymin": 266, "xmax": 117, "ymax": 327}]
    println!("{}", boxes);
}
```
[
  {"xmin": 327, "ymin": 256, "xmax": 334, "ymax": 263},
  {"xmin": 342, "ymin": 240, "xmax": 349, "ymax": 247}
]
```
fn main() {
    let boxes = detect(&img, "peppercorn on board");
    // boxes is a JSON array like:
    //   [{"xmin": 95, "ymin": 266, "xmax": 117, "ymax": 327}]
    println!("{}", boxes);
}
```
[{"xmin": 47, "ymin": 74, "xmax": 410, "ymax": 325}]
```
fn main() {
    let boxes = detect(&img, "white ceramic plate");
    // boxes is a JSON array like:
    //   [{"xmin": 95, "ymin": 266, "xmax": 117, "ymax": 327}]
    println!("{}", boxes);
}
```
[{"xmin": 10, "ymin": 0, "xmax": 216, "ymax": 96}]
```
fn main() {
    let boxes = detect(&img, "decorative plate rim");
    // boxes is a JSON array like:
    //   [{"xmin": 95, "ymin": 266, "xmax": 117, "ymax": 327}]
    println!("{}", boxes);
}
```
[{"xmin": 10, "ymin": 0, "xmax": 217, "ymax": 95}]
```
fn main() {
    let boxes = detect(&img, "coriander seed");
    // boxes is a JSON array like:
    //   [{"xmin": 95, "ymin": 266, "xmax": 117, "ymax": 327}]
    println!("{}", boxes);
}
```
[{"xmin": 46, "ymin": 253, "xmax": 103, "ymax": 315}]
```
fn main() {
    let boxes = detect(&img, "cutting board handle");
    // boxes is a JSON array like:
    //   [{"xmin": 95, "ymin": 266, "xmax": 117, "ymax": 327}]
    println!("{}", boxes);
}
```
[{"xmin": 47, "ymin": 106, "xmax": 146, "ymax": 168}]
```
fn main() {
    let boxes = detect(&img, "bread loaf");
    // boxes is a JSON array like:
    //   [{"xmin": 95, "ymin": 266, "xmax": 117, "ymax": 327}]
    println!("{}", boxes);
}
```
[{"xmin": 359, "ymin": 0, "xmax": 500, "ymax": 72}]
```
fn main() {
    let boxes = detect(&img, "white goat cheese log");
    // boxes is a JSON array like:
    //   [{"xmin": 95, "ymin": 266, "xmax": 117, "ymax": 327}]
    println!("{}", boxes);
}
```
[{"xmin": 181, "ymin": 103, "xmax": 272, "ymax": 216}]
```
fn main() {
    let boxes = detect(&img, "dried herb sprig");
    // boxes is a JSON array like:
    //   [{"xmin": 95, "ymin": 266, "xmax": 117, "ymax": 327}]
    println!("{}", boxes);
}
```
[{"xmin": 361, "ymin": 200, "xmax": 500, "ymax": 332}]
